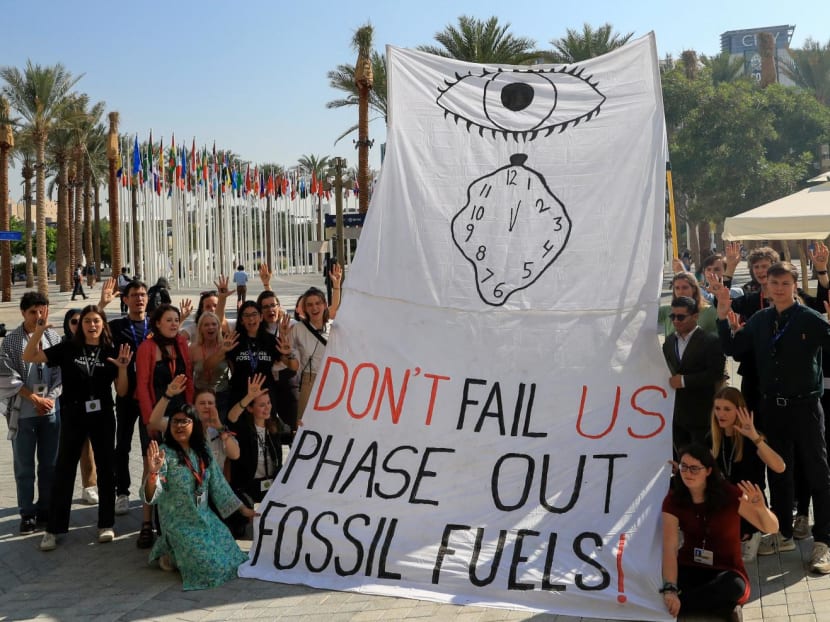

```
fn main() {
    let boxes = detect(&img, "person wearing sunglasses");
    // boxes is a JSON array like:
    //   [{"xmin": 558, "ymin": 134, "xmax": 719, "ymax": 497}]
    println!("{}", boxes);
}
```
[
  {"xmin": 657, "ymin": 272, "xmax": 717, "ymax": 337},
  {"xmin": 142, "ymin": 406, "xmax": 253, "ymax": 589},
  {"xmin": 662, "ymin": 296, "xmax": 725, "ymax": 454},
  {"xmin": 661, "ymin": 444, "xmax": 777, "ymax": 621}
]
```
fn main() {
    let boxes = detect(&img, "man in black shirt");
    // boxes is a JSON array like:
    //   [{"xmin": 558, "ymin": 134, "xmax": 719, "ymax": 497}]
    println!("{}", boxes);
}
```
[{"xmin": 716, "ymin": 262, "xmax": 830, "ymax": 573}]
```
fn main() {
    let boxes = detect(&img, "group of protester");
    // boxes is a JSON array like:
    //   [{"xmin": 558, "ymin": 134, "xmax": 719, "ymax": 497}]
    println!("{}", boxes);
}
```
[
  {"xmin": 0, "ymin": 262, "xmax": 341, "ymax": 590},
  {"xmin": 659, "ymin": 241, "xmax": 830, "ymax": 621}
]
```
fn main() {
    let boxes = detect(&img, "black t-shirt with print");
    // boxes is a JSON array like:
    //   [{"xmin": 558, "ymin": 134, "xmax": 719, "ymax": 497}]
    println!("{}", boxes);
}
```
[{"xmin": 44, "ymin": 341, "xmax": 118, "ymax": 409}]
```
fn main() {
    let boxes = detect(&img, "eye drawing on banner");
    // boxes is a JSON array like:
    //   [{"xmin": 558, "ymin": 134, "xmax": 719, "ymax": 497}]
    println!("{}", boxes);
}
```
[{"xmin": 439, "ymin": 67, "xmax": 606, "ymax": 306}]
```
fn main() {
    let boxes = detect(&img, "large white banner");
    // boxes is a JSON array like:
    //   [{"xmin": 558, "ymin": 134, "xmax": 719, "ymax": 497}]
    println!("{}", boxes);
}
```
[{"xmin": 241, "ymin": 34, "xmax": 672, "ymax": 621}]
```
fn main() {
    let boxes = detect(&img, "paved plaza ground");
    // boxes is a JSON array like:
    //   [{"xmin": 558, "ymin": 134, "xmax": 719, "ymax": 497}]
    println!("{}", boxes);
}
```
[{"xmin": 2, "ymin": 270, "xmax": 830, "ymax": 621}]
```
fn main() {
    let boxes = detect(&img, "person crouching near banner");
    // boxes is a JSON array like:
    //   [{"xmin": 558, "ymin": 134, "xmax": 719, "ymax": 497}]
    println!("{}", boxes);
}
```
[
  {"xmin": 710, "ymin": 386, "xmax": 785, "ymax": 562},
  {"xmin": 142, "ymin": 406, "xmax": 254, "ymax": 590},
  {"xmin": 661, "ymin": 444, "xmax": 778, "ymax": 621},
  {"xmin": 225, "ymin": 373, "xmax": 282, "ymax": 538}
]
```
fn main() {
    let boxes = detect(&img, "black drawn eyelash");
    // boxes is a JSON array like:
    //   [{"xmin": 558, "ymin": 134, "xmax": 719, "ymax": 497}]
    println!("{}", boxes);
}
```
[{"xmin": 436, "ymin": 66, "xmax": 606, "ymax": 141}]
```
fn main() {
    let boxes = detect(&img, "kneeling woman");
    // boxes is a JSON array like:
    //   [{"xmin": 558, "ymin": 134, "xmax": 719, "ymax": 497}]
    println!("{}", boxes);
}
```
[
  {"xmin": 142, "ymin": 407, "xmax": 254, "ymax": 590},
  {"xmin": 661, "ymin": 444, "xmax": 778, "ymax": 619}
]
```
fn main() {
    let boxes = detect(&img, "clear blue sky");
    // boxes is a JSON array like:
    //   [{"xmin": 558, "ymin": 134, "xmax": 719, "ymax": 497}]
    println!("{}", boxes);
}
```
[{"xmin": 2, "ymin": 0, "xmax": 827, "ymax": 178}]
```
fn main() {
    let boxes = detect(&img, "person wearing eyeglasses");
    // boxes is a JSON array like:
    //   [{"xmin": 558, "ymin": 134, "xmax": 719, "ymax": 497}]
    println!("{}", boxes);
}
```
[
  {"xmin": 661, "ymin": 444, "xmax": 778, "ymax": 621},
  {"xmin": 142, "ymin": 407, "xmax": 254, "ymax": 589},
  {"xmin": 662, "ymin": 296, "xmax": 726, "ymax": 453},
  {"xmin": 226, "ymin": 301, "xmax": 294, "ymax": 416}
]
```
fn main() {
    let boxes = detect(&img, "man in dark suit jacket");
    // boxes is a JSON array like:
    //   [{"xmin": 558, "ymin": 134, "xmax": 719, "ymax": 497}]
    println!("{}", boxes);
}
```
[{"xmin": 662, "ymin": 296, "xmax": 725, "ymax": 453}]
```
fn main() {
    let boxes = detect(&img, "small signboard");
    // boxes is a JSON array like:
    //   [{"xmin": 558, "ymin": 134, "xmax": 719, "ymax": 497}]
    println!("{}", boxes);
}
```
[
  {"xmin": 0, "ymin": 231, "xmax": 22, "ymax": 242},
  {"xmin": 324, "ymin": 213, "xmax": 365, "ymax": 228}
]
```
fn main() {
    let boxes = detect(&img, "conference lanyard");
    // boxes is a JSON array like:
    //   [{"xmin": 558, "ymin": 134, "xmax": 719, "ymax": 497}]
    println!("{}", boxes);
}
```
[{"xmin": 129, "ymin": 318, "xmax": 149, "ymax": 347}]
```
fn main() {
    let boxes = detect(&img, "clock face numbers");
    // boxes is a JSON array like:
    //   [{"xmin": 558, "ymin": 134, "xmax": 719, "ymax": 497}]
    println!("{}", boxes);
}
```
[{"xmin": 451, "ymin": 154, "xmax": 571, "ymax": 306}]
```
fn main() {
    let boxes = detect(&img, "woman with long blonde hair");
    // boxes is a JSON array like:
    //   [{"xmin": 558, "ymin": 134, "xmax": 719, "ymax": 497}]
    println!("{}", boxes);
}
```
[{"xmin": 710, "ymin": 386, "xmax": 785, "ymax": 562}]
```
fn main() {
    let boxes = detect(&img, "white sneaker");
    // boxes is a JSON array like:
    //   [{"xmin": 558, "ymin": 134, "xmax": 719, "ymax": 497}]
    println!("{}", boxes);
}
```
[
  {"xmin": 97, "ymin": 528, "xmax": 115, "ymax": 543},
  {"xmin": 40, "ymin": 532, "xmax": 57, "ymax": 551},
  {"xmin": 82, "ymin": 486, "xmax": 99, "ymax": 505},
  {"xmin": 811, "ymin": 542, "xmax": 830, "ymax": 573},
  {"xmin": 758, "ymin": 532, "xmax": 796, "ymax": 555},
  {"xmin": 114, "ymin": 494, "xmax": 130, "ymax": 515},
  {"xmin": 793, "ymin": 515, "xmax": 811, "ymax": 540},
  {"xmin": 742, "ymin": 532, "xmax": 762, "ymax": 562}
]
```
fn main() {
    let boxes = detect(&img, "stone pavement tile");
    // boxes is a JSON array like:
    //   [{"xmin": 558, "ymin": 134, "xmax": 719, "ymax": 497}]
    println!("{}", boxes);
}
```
[
  {"xmin": 808, "ymin": 576, "xmax": 830, "ymax": 591},
  {"xmin": 813, "ymin": 589, "xmax": 830, "ymax": 602},
  {"xmin": 348, "ymin": 611, "xmax": 390, "ymax": 622},
  {"xmin": 790, "ymin": 615, "xmax": 818, "ymax": 622},
  {"xmin": 761, "ymin": 604, "xmax": 790, "ymax": 618},
  {"xmin": 743, "ymin": 606, "xmax": 763, "ymax": 621},
  {"xmin": 818, "ymin": 611, "xmax": 830, "ymax": 622},
  {"xmin": 793, "ymin": 599, "xmax": 821, "ymax": 615},
  {"xmin": 760, "ymin": 591, "xmax": 788, "ymax": 606}
]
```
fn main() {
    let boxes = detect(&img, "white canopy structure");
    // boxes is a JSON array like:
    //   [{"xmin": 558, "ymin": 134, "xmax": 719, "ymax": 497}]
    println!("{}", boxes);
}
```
[{"xmin": 722, "ymin": 182, "xmax": 830, "ymax": 240}]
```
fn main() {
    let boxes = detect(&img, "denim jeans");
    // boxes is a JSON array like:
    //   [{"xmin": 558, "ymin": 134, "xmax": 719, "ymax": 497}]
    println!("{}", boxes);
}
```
[{"xmin": 11, "ymin": 413, "xmax": 60, "ymax": 518}]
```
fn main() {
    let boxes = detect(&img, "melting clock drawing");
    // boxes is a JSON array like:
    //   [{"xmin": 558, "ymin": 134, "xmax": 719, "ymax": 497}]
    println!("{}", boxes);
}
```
[{"xmin": 439, "ymin": 65, "xmax": 606, "ymax": 305}]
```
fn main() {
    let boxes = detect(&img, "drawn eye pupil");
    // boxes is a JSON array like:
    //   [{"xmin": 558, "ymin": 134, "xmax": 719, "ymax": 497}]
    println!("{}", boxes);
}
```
[{"xmin": 501, "ymin": 83, "xmax": 534, "ymax": 112}]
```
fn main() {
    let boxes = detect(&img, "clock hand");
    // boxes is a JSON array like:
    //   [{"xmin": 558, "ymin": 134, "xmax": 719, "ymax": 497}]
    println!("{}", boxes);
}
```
[{"xmin": 509, "ymin": 200, "xmax": 521, "ymax": 232}]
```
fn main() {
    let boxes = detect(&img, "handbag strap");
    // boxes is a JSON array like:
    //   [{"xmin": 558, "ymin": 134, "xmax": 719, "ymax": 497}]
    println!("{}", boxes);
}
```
[{"xmin": 301, "ymin": 319, "xmax": 328, "ymax": 347}]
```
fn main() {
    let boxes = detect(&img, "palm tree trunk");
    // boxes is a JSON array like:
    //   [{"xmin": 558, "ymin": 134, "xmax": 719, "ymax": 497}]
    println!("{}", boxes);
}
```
[
  {"xmin": 357, "ymin": 85, "xmax": 370, "ymax": 214},
  {"xmin": 74, "ymin": 153, "xmax": 84, "ymax": 272},
  {"xmin": 107, "ymin": 112, "xmax": 121, "ymax": 276},
  {"xmin": 84, "ymin": 170, "xmax": 93, "ymax": 286},
  {"xmin": 23, "ymin": 166, "xmax": 34, "ymax": 287},
  {"xmin": 0, "ymin": 99, "xmax": 12, "ymax": 301},
  {"xmin": 0, "ymin": 142, "xmax": 10, "ymax": 302},
  {"xmin": 36, "ymin": 137, "xmax": 48, "ymax": 294},
  {"xmin": 56, "ymin": 156, "xmax": 71, "ymax": 291},
  {"xmin": 93, "ymin": 183, "xmax": 101, "ymax": 281}
]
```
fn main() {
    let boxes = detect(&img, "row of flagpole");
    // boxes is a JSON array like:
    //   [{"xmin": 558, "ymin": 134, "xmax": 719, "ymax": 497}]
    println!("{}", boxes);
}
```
[{"xmin": 111, "ymin": 134, "xmax": 361, "ymax": 288}]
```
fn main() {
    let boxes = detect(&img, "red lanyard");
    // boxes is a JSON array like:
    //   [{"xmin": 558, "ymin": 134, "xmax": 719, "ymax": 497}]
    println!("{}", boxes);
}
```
[{"xmin": 180, "ymin": 452, "xmax": 206, "ymax": 487}]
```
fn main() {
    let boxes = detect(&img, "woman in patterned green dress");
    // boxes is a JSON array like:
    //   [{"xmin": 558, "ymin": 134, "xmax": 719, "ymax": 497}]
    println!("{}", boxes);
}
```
[{"xmin": 142, "ymin": 405, "xmax": 254, "ymax": 590}]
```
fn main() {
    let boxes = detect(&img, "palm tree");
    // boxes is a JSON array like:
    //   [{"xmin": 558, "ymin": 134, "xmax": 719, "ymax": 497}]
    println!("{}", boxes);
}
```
[
  {"xmin": 70, "ymin": 96, "xmax": 104, "ymax": 284},
  {"xmin": 84, "ymin": 123, "xmax": 107, "ymax": 282},
  {"xmin": 1, "ymin": 61, "xmax": 82, "ymax": 294},
  {"xmin": 783, "ymin": 38, "xmax": 830, "ymax": 105},
  {"xmin": 326, "ymin": 50, "xmax": 387, "ymax": 144},
  {"xmin": 107, "ymin": 111, "xmax": 122, "ymax": 276},
  {"xmin": 14, "ymin": 130, "xmax": 36, "ymax": 287},
  {"xmin": 0, "ymin": 96, "xmax": 13, "ymax": 301},
  {"xmin": 701, "ymin": 51, "xmax": 745, "ymax": 84},
  {"xmin": 419, "ymin": 15, "xmax": 538, "ymax": 64},
  {"xmin": 48, "ymin": 119, "xmax": 74, "ymax": 290},
  {"xmin": 548, "ymin": 22, "xmax": 634, "ymax": 63},
  {"xmin": 352, "ymin": 23, "xmax": 374, "ymax": 214}
]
